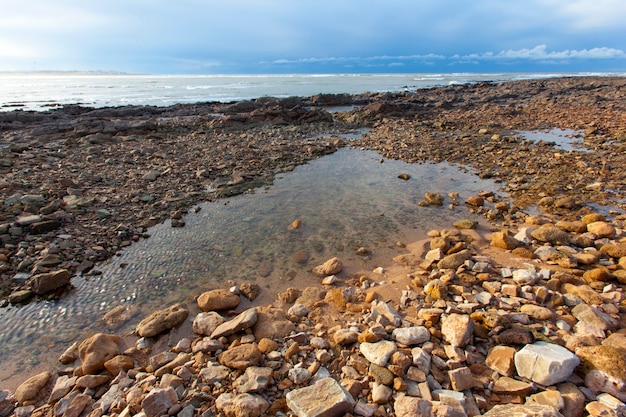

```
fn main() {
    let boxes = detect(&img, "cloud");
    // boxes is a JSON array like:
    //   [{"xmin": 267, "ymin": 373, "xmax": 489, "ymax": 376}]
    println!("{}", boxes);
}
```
[
  {"xmin": 269, "ymin": 54, "xmax": 446, "ymax": 66},
  {"xmin": 456, "ymin": 45, "xmax": 626, "ymax": 63}
]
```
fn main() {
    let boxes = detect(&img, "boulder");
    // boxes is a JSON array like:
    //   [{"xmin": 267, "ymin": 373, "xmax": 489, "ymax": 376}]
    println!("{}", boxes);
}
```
[
  {"xmin": 15, "ymin": 371, "xmax": 51, "ymax": 405},
  {"xmin": 286, "ymin": 377, "xmax": 355, "ymax": 417},
  {"xmin": 514, "ymin": 342, "xmax": 579, "ymax": 386},
  {"xmin": 136, "ymin": 303, "xmax": 189, "ymax": 338},
  {"xmin": 30, "ymin": 269, "xmax": 71, "ymax": 295},
  {"xmin": 78, "ymin": 333, "xmax": 122, "ymax": 375},
  {"xmin": 197, "ymin": 289, "xmax": 240, "ymax": 311}
]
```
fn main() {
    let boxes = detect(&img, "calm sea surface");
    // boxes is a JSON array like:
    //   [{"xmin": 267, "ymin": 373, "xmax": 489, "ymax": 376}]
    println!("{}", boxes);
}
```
[{"xmin": 2, "ymin": 72, "xmax": 624, "ymax": 111}]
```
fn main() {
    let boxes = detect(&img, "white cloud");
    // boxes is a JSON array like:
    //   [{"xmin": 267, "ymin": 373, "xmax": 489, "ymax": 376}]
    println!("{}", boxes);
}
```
[
  {"xmin": 270, "ymin": 54, "xmax": 446, "ymax": 65},
  {"xmin": 459, "ymin": 45, "xmax": 626, "ymax": 62}
]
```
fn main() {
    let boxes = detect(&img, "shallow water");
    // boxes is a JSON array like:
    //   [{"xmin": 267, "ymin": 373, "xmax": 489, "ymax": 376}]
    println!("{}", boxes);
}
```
[
  {"xmin": 0, "ymin": 148, "xmax": 499, "ymax": 387},
  {"xmin": 518, "ymin": 128, "xmax": 587, "ymax": 152}
]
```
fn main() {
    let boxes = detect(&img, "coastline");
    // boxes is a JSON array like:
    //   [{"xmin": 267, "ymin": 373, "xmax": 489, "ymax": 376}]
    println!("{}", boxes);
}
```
[{"xmin": 1, "ymin": 76, "xmax": 626, "ymax": 416}]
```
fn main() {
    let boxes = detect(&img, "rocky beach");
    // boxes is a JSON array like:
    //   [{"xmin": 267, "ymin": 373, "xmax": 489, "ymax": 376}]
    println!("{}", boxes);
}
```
[{"xmin": 1, "ymin": 76, "xmax": 626, "ymax": 417}]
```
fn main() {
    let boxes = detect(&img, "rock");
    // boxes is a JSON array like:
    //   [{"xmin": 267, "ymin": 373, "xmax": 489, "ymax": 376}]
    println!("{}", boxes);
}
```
[
  {"xmin": 78, "ymin": 333, "xmax": 122, "ymax": 375},
  {"xmin": 520, "ymin": 304, "xmax": 553, "ymax": 320},
  {"xmin": 200, "ymin": 363, "xmax": 231, "ymax": 383},
  {"xmin": 192, "ymin": 311, "xmax": 225, "ymax": 336},
  {"xmin": 216, "ymin": 393, "xmax": 269, "ymax": 417},
  {"xmin": 8, "ymin": 290, "xmax": 33, "ymax": 304},
  {"xmin": 531, "ymin": 225, "xmax": 570, "ymax": 245},
  {"xmin": 219, "ymin": 343, "xmax": 262, "ymax": 370},
  {"xmin": 333, "ymin": 329, "xmax": 359, "ymax": 345},
  {"xmin": 465, "ymin": 195, "xmax": 484, "ymax": 207},
  {"xmin": 367, "ymin": 300, "xmax": 402, "ymax": 327},
  {"xmin": 398, "ymin": 173, "xmax": 411, "ymax": 180},
  {"xmin": 493, "ymin": 377, "xmax": 535, "ymax": 396},
  {"xmin": 197, "ymin": 288, "xmax": 240, "ymax": 311},
  {"xmin": 392, "ymin": 326, "xmax": 430, "ymax": 346},
  {"xmin": 63, "ymin": 394, "xmax": 92, "ymax": 417},
  {"xmin": 437, "ymin": 249, "xmax": 472, "ymax": 270},
  {"xmin": 424, "ymin": 279, "xmax": 447, "ymax": 300},
  {"xmin": 371, "ymin": 383, "xmax": 393, "ymax": 404},
  {"xmin": 486, "ymin": 346, "xmax": 516, "ymax": 376},
  {"xmin": 441, "ymin": 313, "xmax": 473, "ymax": 347},
  {"xmin": 234, "ymin": 367, "xmax": 273, "ymax": 393},
  {"xmin": 211, "ymin": 308, "xmax": 258, "ymax": 339},
  {"xmin": 555, "ymin": 196, "xmax": 577, "ymax": 209},
  {"xmin": 587, "ymin": 221, "xmax": 616, "ymax": 238},
  {"xmin": 495, "ymin": 328, "xmax": 534, "ymax": 346},
  {"xmin": 253, "ymin": 306, "xmax": 295, "ymax": 340},
  {"xmin": 136, "ymin": 303, "xmax": 189, "ymax": 338},
  {"xmin": 448, "ymin": 366, "xmax": 474, "ymax": 391},
  {"xmin": 360, "ymin": 341, "xmax": 397, "ymax": 366},
  {"xmin": 289, "ymin": 368, "xmax": 312, "ymax": 385},
  {"xmin": 369, "ymin": 363, "xmax": 394, "ymax": 385},
  {"xmin": 239, "ymin": 283, "xmax": 261, "ymax": 300},
  {"xmin": 15, "ymin": 371, "xmax": 51, "ymax": 405},
  {"xmin": 286, "ymin": 377, "xmax": 355, "ymax": 417},
  {"xmin": 393, "ymin": 393, "xmax": 432, "ymax": 417},
  {"xmin": 571, "ymin": 303, "xmax": 618, "ymax": 331},
  {"xmin": 424, "ymin": 192, "xmax": 444, "ymax": 206},
  {"xmin": 515, "ymin": 341, "xmax": 580, "ymax": 386},
  {"xmin": 556, "ymin": 220, "xmax": 587, "ymax": 233},
  {"xmin": 583, "ymin": 267, "xmax": 613, "ymax": 283},
  {"xmin": 47, "ymin": 375, "xmax": 76, "ymax": 404},
  {"xmin": 556, "ymin": 382, "xmax": 586, "ymax": 417},
  {"xmin": 103, "ymin": 355, "xmax": 134, "ymax": 376},
  {"xmin": 482, "ymin": 404, "xmax": 564, "ymax": 417},
  {"xmin": 600, "ymin": 243, "xmax": 626, "ymax": 258},
  {"xmin": 491, "ymin": 231, "xmax": 519, "ymax": 250},
  {"xmin": 29, "ymin": 269, "xmax": 70, "ymax": 295},
  {"xmin": 29, "ymin": 220, "xmax": 61, "ymax": 234},
  {"xmin": 312, "ymin": 257, "xmax": 342, "ymax": 277},
  {"xmin": 76, "ymin": 374, "xmax": 110, "ymax": 388},
  {"xmin": 453, "ymin": 219, "xmax": 478, "ymax": 229},
  {"xmin": 576, "ymin": 345, "xmax": 626, "ymax": 401},
  {"xmin": 526, "ymin": 391, "xmax": 565, "ymax": 412},
  {"xmin": 288, "ymin": 303, "xmax": 310, "ymax": 319},
  {"xmin": 142, "ymin": 388, "xmax": 179, "ymax": 417}
]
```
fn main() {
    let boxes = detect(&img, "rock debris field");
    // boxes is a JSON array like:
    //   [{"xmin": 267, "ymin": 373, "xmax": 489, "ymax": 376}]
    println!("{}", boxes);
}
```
[{"xmin": 1, "ymin": 76, "xmax": 626, "ymax": 417}]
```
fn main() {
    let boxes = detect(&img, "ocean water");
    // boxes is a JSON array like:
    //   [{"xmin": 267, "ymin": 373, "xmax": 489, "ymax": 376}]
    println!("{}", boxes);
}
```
[{"xmin": 1, "ymin": 72, "xmax": 623, "ymax": 111}]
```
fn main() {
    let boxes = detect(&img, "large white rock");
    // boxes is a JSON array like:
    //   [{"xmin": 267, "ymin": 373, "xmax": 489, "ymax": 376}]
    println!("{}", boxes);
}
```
[
  {"xmin": 392, "ymin": 326, "xmax": 430, "ymax": 346},
  {"xmin": 359, "ymin": 340, "xmax": 397, "ymax": 367},
  {"xmin": 286, "ymin": 377, "xmax": 355, "ymax": 417},
  {"xmin": 515, "ymin": 342, "xmax": 580, "ymax": 386}
]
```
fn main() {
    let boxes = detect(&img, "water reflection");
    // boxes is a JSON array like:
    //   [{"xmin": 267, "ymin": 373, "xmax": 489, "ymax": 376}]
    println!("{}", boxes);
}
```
[{"xmin": 0, "ymin": 148, "xmax": 498, "ymax": 385}]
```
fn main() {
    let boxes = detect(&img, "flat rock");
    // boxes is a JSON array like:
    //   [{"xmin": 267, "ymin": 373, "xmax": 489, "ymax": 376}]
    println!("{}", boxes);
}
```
[
  {"xmin": 486, "ymin": 346, "xmax": 516, "ymax": 376},
  {"xmin": 493, "ymin": 377, "xmax": 535, "ymax": 396},
  {"xmin": 253, "ymin": 306, "xmax": 295, "ymax": 340},
  {"xmin": 483, "ymin": 404, "xmax": 564, "ymax": 417},
  {"xmin": 360, "ymin": 340, "xmax": 397, "ymax": 367},
  {"xmin": 216, "ymin": 393, "xmax": 269, "ymax": 417},
  {"xmin": 30, "ymin": 269, "xmax": 70, "ymax": 295},
  {"xmin": 392, "ymin": 326, "xmax": 430, "ymax": 346},
  {"xmin": 393, "ymin": 393, "xmax": 433, "ymax": 417},
  {"xmin": 197, "ymin": 288, "xmax": 240, "ymax": 311},
  {"xmin": 219, "ymin": 343, "xmax": 262, "ymax": 370},
  {"xmin": 142, "ymin": 388, "xmax": 178, "ymax": 417},
  {"xmin": 286, "ymin": 377, "xmax": 355, "ymax": 417},
  {"xmin": 234, "ymin": 367, "xmax": 273, "ymax": 393},
  {"xmin": 437, "ymin": 249, "xmax": 472, "ymax": 270},
  {"xmin": 520, "ymin": 304, "xmax": 553, "ymax": 320},
  {"xmin": 531, "ymin": 225, "xmax": 570, "ymax": 245},
  {"xmin": 211, "ymin": 308, "xmax": 258, "ymax": 339},
  {"xmin": 199, "ymin": 363, "xmax": 231, "ymax": 383},
  {"xmin": 515, "ymin": 341, "xmax": 579, "ymax": 386},
  {"xmin": 136, "ymin": 303, "xmax": 189, "ymax": 338}
]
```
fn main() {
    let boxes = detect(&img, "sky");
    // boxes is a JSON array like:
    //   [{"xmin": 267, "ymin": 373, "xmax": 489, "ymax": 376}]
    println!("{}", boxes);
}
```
[{"xmin": 1, "ymin": 0, "xmax": 626, "ymax": 74}]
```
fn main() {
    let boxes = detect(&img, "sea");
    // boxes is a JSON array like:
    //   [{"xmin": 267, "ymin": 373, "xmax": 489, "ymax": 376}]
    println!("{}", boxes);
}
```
[{"xmin": 2, "ymin": 72, "xmax": 625, "ymax": 111}]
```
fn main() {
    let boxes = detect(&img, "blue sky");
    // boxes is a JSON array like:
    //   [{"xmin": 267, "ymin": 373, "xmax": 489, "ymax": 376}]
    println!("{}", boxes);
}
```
[{"xmin": 1, "ymin": 0, "xmax": 625, "ymax": 74}]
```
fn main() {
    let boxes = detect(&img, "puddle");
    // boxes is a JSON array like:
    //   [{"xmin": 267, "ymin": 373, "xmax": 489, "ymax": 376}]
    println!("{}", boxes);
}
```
[
  {"xmin": 518, "ymin": 128, "xmax": 587, "ymax": 152},
  {"xmin": 0, "ymin": 148, "xmax": 499, "ymax": 387}
]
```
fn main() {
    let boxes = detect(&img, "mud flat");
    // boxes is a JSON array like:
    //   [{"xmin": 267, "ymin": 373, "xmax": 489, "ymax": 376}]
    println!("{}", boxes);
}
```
[{"xmin": 1, "ymin": 76, "xmax": 626, "ymax": 417}]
